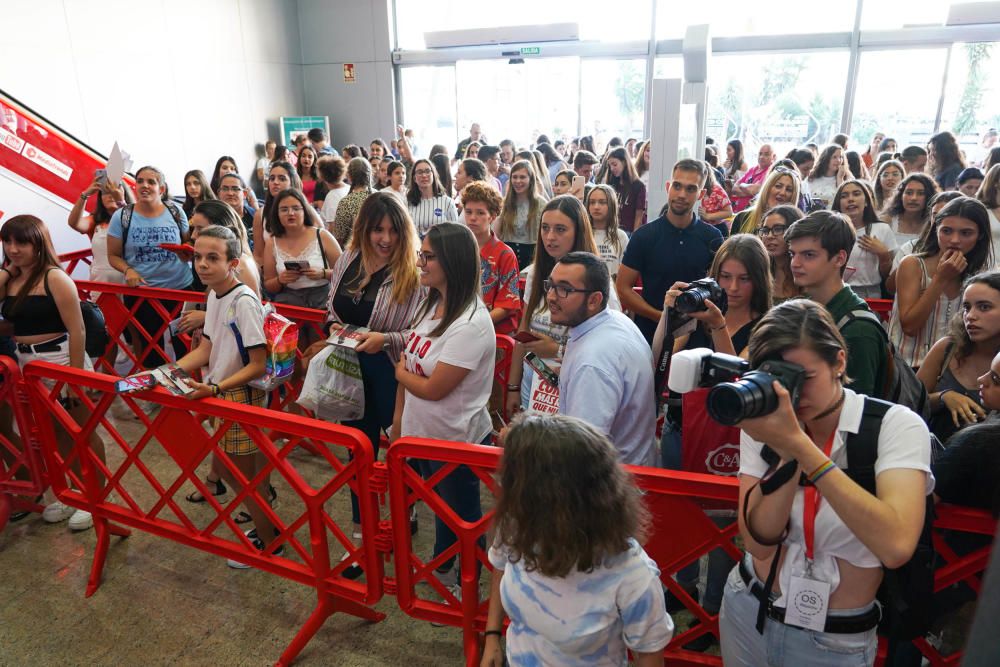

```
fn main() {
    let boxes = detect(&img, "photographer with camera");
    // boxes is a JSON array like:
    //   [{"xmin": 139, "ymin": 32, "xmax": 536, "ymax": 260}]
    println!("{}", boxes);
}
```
[
  {"xmin": 651, "ymin": 234, "xmax": 772, "ymax": 639},
  {"xmin": 617, "ymin": 159, "xmax": 724, "ymax": 344},
  {"xmin": 701, "ymin": 299, "xmax": 932, "ymax": 667}
]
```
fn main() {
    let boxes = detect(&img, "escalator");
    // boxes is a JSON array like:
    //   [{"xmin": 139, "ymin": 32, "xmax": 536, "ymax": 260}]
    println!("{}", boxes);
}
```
[{"xmin": 0, "ymin": 88, "xmax": 133, "ymax": 265}]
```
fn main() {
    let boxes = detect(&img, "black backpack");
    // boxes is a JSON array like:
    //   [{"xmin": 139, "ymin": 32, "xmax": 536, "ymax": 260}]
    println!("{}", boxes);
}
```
[
  {"xmin": 836, "ymin": 308, "xmax": 930, "ymax": 423},
  {"xmin": 762, "ymin": 398, "xmax": 935, "ymax": 640},
  {"xmin": 119, "ymin": 201, "xmax": 185, "ymax": 252},
  {"xmin": 843, "ymin": 398, "xmax": 936, "ymax": 640}
]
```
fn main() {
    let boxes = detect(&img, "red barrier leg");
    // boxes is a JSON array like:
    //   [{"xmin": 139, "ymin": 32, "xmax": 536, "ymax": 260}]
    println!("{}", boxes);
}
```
[
  {"xmin": 0, "ymin": 493, "xmax": 10, "ymax": 531},
  {"xmin": 275, "ymin": 592, "xmax": 385, "ymax": 666},
  {"xmin": 85, "ymin": 517, "xmax": 131, "ymax": 597}
]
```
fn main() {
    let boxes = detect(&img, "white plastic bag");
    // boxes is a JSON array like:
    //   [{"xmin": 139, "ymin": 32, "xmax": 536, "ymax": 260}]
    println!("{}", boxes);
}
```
[{"xmin": 296, "ymin": 344, "xmax": 365, "ymax": 421}]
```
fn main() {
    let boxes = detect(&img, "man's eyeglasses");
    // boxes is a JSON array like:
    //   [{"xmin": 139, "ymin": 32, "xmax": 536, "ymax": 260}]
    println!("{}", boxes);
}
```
[
  {"xmin": 543, "ymin": 279, "xmax": 596, "ymax": 299},
  {"xmin": 756, "ymin": 225, "xmax": 789, "ymax": 238}
]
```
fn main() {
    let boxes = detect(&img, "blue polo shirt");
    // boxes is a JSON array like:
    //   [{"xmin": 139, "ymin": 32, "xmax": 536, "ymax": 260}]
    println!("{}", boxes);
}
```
[{"xmin": 621, "ymin": 214, "xmax": 723, "ymax": 342}]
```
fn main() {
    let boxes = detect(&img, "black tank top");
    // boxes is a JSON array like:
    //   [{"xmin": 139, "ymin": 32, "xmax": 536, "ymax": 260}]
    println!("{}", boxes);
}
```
[{"xmin": 1, "ymin": 269, "xmax": 67, "ymax": 336}]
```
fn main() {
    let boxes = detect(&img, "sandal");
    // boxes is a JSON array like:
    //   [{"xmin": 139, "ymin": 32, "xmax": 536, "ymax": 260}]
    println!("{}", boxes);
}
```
[
  {"xmin": 185, "ymin": 478, "xmax": 227, "ymax": 503},
  {"xmin": 233, "ymin": 485, "xmax": 278, "ymax": 524}
]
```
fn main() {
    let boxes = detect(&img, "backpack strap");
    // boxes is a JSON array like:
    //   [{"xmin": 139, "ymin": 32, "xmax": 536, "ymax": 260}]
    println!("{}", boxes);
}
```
[
  {"xmin": 225, "ymin": 286, "xmax": 257, "ymax": 366},
  {"xmin": 121, "ymin": 202, "xmax": 185, "ymax": 251},
  {"xmin": 843, "ymin": 396, "xmax": 893, "ymax": 495},
  {"xmin": 163, "ymin": 201, "xmax": 186, "ymax": 238},
  {"xmin": 835, "ymin": 308, "xmax": 888, "ymax": 342}
]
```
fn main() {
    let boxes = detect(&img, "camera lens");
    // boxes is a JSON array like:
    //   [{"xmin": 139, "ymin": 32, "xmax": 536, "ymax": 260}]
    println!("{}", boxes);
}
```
[
  {"xmin": 706, "ymin": 372, "xmax": 778, "ymax": 425},
  {"xmin": 674, "ymin": 287, "xmax": 707, "ymax": 314}
]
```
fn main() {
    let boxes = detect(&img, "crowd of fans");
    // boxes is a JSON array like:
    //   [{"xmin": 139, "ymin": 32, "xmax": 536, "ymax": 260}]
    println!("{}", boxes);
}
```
[{"xmin": 2, "ymin": 119, "xmax": 1000, "ymax": 666}]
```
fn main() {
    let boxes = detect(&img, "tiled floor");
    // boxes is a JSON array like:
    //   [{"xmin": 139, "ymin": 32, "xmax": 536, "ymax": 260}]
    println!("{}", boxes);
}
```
[{"xmin": 0, "ymin": 407, "xmax": 472, "ymax": 666}]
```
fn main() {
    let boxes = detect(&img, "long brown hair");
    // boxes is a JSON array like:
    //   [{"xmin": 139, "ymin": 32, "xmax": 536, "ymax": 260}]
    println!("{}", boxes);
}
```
[
  {"xmin": 414, "ymin": 223, "xmax": 481, "ymax": 337},
  {"xmin": 493, "ymin": 414, "xmax": 649, "ymax": 577},
  {"xmin": 524, "ymin": 196, "xmax": 598, "ymax": 323},
  {"xmin": 497, "ymin": 160, "xmax": 544, "ymax": 240},
  {"xmin": 347, "ymin": 192, "xmax": 420, "ymax": 304},
  {"xmin": 709, "ymin": 234, "xmax": 773, "ymax": 318},
  {"xmin": 1, "ymin": 215, "xmax": 63, "ymax": 313},
  {"xmin": 585, "ymin": 184, "xmax": 623, "ymax": 256}
]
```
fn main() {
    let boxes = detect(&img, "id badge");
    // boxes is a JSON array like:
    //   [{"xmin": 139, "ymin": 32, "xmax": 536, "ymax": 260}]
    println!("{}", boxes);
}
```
[{"xmin": 784, "ymin": 574, "xmax": 831, "ymax": 632}]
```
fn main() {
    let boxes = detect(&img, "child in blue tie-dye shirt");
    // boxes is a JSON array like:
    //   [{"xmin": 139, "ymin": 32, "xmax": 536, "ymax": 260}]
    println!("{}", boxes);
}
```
[{"xmin": 483, "ymin": 415, "xmax": 673, "ymax": 666}]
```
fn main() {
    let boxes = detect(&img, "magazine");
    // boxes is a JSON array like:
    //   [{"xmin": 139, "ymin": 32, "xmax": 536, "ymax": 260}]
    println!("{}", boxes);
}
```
[
  {"xmin": 326, "ymin": 323, "xmax": 371, "ymax": 349},
  {"xmin": 154, "ymin": 363, "xmax": 197, "ymax": 396}
]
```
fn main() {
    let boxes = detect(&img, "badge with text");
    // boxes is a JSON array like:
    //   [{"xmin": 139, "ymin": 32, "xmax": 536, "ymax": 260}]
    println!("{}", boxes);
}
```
[{"xmin": 783, "ymin": 574, "xmax": 831, "ymax": 632}]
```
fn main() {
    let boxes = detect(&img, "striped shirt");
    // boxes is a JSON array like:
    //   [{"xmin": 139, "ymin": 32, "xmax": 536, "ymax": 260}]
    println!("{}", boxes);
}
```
[
  {"xmin": 324, "ymin": 249, "xmax": 427, "ymax": 362},
  {"xmin": 408, "ymin": 195, "xmax": 458, "ymax": 237}
]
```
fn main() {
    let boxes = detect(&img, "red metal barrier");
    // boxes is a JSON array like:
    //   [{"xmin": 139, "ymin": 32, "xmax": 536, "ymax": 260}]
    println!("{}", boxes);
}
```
[
  {"xmin": 386, "ymin": 438, "xmax": 743, "ymax": 667},
  {"xmin": 493, "ymin": 334, "xmax": 515, "ymax": 423},
  {"xmin": 0, "ymin": 357, "xmax": 47, "ymax": 529},
  {"xmin": 387, "ymin": 439, "xmax": 994, "ymax": 667},
  {"xmin": 867, "ymin": 298, "xmax": 893, "ymax": 321},
  {"xmin": 59, "ymin": 248, "xmax": 95, "ymax": 277},
  {"xmin": 21, "ymin": 360, "xmax": 385, "ymax": 666}
]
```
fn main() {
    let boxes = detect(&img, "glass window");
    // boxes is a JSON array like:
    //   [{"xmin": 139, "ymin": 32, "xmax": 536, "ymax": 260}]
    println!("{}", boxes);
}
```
[
  {"xmin": 399, "ymin": 66, "xmax": 457, "ymax": 157},
  {"xmin": 455, "ymin": 57, "xmax": 580, "ymax": 149},
  {"xmin": 706, "ymin": 51, "xmax": 849, "ymax": 156},
  {"xmin": 581, "ymin": 59, "xmax": 647, "ymax": 148},
  {"xmin": 655, "ymin": 0, "xmax": 855, "ymax": 39},
  {"xmin": 860, "ymin": 0, "xmax": 948, "ymax": 30},
  {"xmin": 654, "ymin": 57, "xmax": 682, "ymax": 79},
  {"xmin": 395, "ymin": 0, "xmax": 652, "ymax": 50},
  {"xmin": 939, "ymin": 42, "xmax": 1000, "ymax": 166},
  {"xmin": 851, "ymin": 49, "xmax": 948, "ymax": 150}
]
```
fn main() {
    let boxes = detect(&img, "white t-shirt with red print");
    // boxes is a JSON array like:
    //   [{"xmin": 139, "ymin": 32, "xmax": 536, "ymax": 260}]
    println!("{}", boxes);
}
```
[{"xmin": 400, "ymin": 299, "xmax": 496, "ymax": 444}]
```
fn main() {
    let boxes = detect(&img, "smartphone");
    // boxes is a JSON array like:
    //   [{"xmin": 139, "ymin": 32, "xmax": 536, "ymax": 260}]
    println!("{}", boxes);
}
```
[
  {"xmin": 284, "ymin": 260, "xmax": 309, "ymax": 272},
  {"xmin": 160, "ymin": 243, "xmax": 194, "ymax": 253},
  {"xmin": 115, "ymin": 374, "xmax": 156, "ymax": 394},
  {"xmin": 525, "ymin": 352, "xmax": 559, "ymax": 388},
  {"xmin": 94, "ymin": 168, "xmax": 108, "ymax": 185},
  {"xmin": 513, "ymin": 331, "xmax": 541, "ymax": 344},
  {"xmin": 571, "ymin": 175, "xmax": 585, "ymax": 198}
]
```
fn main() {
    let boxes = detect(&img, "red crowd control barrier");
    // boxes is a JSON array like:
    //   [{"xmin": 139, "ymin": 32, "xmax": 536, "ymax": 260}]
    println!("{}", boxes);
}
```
[
  {"xmin": 0, "ymin": 357, "xmax": 47, "ymax": 530},
  {"xmin": 866, "ymin": 298, "xmax": 893, "ymax": 321},
  {"xmin": 493, "ymin": 334, "xmax": 515, "ymax": 422},
  {"xmin": 385, "ymin": 437, "xmax": 743, "ymax": 667},
  {"xmin": 21, "ymin": 360, "xmax": 385, "ymax": 666},
  {"xmin": 59, "ymin": 248, "xmax": 95, "ymax": 277}
]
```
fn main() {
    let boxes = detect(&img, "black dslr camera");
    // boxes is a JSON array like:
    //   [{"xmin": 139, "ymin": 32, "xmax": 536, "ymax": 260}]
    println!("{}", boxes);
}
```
[
  {"xmin": 674, "ymin": 278, "xmax": 728, "ymax": 315},
  {"xmin": 667, "ymin": 348, "xmax": 806, "ymax": 426}
]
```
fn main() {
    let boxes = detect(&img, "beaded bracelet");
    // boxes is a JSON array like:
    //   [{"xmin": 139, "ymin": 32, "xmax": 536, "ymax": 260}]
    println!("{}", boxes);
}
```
[{"xmin": 808, "ymin": 459, "xmax": 836, "ymax": 484}]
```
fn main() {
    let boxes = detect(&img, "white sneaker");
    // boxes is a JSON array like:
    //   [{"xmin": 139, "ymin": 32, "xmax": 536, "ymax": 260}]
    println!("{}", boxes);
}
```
[
  {"xmin": 433, "ymin": 566, "xmax": 457, "ymax": 588},
  {"xmin": 42, "ymin": 501, "xmax": 75, "ymax": 523},
  {"xmin": 68, "ymin": 509, "xmax": 93, "ymax": 531},
  {"xmin": 431, "ymin": 584, "xmax": 462, "ymax": 627}
]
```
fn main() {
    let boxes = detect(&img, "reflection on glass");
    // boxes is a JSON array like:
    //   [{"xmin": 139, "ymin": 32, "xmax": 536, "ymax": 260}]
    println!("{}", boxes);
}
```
[
  {"xmin": 940, "ymin": 42, "xmax": 1000, "ymax": 165},
  {"xmin": 581, "ymin": 59, "xmax": 647, "ymax": 148},
  {"xmin": 706, "ymin": 51, "xmax": 848, "ymax": 155},
  {"xmin": 399, "ymin": 66, "xmax": 457, "ymax": 156},
  {"xmin": 851, "ymin": 49, "xmax": 947, "ymax": 149},
  {"xmin": 455, "ymin": 58, "xmax": 580, "ymax": 148}
]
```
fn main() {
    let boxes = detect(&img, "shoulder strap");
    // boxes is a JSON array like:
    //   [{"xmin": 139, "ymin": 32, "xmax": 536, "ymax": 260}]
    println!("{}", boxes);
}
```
[
  {"xmin": 226, "ymin": 286, "xmax": 258, "ymax": 366},
  {"xmin": 42, "ymin": 267, "xmax": 55, "ymax": 296},
  {"xmin": 836, "ymin": 307, "xmax": 888, "ymax": 340},
  {"xmin": 844, "ymin": 397, "xmax": 893, "ymax": 496},
  {"xmin": 935, "ymin": 339, "xmax": 958, "ymax": 387},
  {"xmin": 317, "ymin": 228, "xmax": 328, "ymax": 269},
  {"xmin": 163, "ymin": 201, "xmax": 185, "ymax": 238}
]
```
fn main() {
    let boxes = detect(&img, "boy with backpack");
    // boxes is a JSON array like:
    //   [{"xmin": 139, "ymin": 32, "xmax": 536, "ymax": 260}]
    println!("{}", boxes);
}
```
[
  {"xmin": 785, "ymin": 211, "xmax": 928, "ymax": 421},
  {"xmin": 173, "ymin": 225, "xmax": 280, "ymax": 569}
]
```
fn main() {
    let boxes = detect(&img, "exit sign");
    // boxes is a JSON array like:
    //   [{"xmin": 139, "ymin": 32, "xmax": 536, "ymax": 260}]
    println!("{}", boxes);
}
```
[{"xmin": 520, "ymin": 47, "xmax": 540, "ymax": 55}]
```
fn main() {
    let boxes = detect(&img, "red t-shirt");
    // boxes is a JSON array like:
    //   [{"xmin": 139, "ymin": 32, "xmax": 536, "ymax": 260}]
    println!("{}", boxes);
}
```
[{"xmin": 479, "ymin": 232, "xmax": 522, "ymax": 335}]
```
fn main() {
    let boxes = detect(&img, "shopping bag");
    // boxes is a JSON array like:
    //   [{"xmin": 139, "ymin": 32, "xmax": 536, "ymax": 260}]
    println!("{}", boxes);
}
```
[{"xmin": 296, "ymin": 344, "xmax": 365, "ymax": 421}]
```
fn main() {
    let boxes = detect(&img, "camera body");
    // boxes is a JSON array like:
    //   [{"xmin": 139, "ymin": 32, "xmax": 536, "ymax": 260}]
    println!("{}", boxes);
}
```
[
  {"xmin": 668, "ymin": 348, "xmax": 806, "ymax": 426},
  {"xmin": 674, "ymin": 278, "xmax": 728, "ymax": 315}
]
